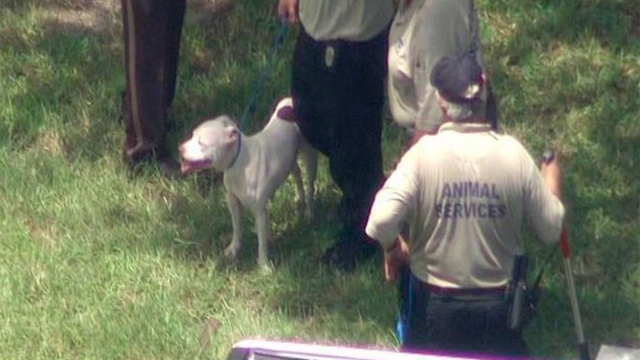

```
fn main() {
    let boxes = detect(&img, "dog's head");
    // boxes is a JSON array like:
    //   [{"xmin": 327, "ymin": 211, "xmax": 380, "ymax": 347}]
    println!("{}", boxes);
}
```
[{"xmin": 179, "ymin": 115, "xmax": 240, "ymax": 175}]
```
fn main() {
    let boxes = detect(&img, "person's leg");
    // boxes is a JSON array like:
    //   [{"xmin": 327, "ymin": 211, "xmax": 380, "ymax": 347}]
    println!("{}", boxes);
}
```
[
  {"xmin": 162, "ymin": 0, "xmax": 187, "ymax": 114},
  {"xmin": 122, "ymin": 0, "xmax": 165, "ymax": 159},
  {"xmin": 408, "ymin": 295, "xmax": 529, "ymax": 357},
  {"xmin": 321, "ymin": 31, "xmax": 388, "ymax": 270},
  {"xmin": 401, "ymin": 272, "xmax": 430, "ymax": 351},
  {"xmin": 121, "ymin": 0, "xmax": 180, "ymax": 177},
  {"xmin": 291, "ymin": 27, "xmax": 332, "ymax": 157},
  {"xmin": 292, "ymin": 27, "xmax": 387, "ymax": 271},
  {"xmin": 476, "ymin": 298, "xmax": 529, "ymax": 356}
]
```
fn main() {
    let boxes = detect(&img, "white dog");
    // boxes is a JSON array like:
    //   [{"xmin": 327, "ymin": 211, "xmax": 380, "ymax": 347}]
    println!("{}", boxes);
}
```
[{"xmin": 179, "ymin": 98, "xmax": 317, "ymax": 269}]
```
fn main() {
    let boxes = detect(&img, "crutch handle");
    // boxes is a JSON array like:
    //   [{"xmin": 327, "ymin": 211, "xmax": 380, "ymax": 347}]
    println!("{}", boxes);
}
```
[{"xmin": 559, "ymin": 228, "xmax": 590, "ymax": 360}]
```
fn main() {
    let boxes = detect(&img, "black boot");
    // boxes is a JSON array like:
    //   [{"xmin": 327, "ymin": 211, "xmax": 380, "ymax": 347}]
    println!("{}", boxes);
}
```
[{"xmin": 322, "ymin": 226, "xmax": 379, "ymax": 272}]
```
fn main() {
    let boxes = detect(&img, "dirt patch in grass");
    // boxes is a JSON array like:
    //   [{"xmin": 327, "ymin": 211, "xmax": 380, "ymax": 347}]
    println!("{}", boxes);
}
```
[
  {"xmin": 38, "ymin": 0, "xmax": 119, "ymax": 33},
  {"xmin": 37, "ymin": 0, "xmax": 233, "ymax": 34}
]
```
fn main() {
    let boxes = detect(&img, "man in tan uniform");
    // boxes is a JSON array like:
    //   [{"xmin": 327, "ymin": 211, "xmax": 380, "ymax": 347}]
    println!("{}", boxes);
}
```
[
  {"xmin": 365, "ymin": 52, "xmax": 565, "ymax": 355},
  {"xmin": 278, "ymin": 0, "xmax": 394, "ymax": 271},
  {"xmin": 388, "ymin": 0, "xmax": 498, "ymax": 146}
]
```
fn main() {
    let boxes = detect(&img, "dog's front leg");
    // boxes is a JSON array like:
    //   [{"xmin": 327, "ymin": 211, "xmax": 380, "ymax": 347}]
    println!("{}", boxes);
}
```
[
  {"xmin": 255, "ymin": 207, "xmax": 271, "ymax": 270},
  {"xmin": 224, "ymin": 192, "xmax": 242, "ymax": 260}
]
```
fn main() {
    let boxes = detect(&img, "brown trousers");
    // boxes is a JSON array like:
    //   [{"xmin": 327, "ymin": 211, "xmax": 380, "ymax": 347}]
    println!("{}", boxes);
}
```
[{"xmin": 121, "ymin": 0, "xmax": 186, "ymax": 161}]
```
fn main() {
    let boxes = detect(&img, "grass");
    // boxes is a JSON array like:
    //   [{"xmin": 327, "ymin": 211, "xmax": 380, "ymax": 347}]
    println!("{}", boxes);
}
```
[{"xmin": 0, "ymin": 0, "xmax": 638, "ymax": 359}]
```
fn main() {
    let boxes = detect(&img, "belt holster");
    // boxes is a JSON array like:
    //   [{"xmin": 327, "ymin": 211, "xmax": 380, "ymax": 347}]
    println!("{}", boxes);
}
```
[{"xmin": 506, "ymin": 255, "xmax": 540, "ymax": 331}]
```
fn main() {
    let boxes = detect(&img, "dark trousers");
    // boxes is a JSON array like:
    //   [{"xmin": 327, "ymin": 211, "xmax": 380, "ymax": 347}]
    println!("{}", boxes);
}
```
[
  {"xmin": 121, "ymin": 0, "xmax": 186, "ymax": 161},
  {"xmin": 291, "ymin": 27, "xmax": 388, "ymax": 232},
  {"xmin": 400, "ymin": 271, "xmax": 529, "ymax": 357}
]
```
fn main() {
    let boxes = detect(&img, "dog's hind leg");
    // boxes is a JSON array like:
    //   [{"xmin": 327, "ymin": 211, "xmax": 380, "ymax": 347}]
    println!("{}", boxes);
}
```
[
  {"xmin": 291, "ymin": 162, "xmax": 306, "ymax": 215},
  {"xmin": 255, "ymin": 207, "xmax": 271, "ymax": 271},
  {"xmin": 224, "ymin": 193, "xmax": 243, "ymax": 260},
  {"xmin": 300, "ymin": 142, "xmax": 318, "ymax": 221}
]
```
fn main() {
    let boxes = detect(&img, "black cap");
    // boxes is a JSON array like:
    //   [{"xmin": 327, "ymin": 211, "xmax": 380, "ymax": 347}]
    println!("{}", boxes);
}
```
[{"xmin": 430, "ymin": 52, "xmax": 484, "ymax": 104}]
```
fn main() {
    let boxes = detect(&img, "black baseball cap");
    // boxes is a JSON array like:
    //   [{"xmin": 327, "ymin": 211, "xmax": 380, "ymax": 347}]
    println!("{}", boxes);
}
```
[{"xmin": 430, "ymin": 52, "xmax": 484, "ymax": 104}]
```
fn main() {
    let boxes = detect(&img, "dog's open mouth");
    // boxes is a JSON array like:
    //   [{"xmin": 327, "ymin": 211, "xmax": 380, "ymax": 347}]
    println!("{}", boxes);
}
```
[{"xmin": 180, "ymin": 159, "xmax": 212, "ymax": 175}]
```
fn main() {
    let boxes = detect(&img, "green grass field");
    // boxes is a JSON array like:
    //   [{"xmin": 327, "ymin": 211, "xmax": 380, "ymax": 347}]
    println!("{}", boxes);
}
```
[{"xmin": 0, "ymin": 0, "xmax": 638, "ymax": 358}]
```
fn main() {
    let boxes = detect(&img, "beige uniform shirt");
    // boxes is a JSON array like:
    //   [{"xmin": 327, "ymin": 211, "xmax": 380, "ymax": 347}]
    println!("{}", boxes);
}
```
[
  {"xmin": 388, "ymin": 0, "xmax": 486, "ymax": 132},
  {"xmin": 299, "ymin": 0, "xmax": 395, "ymax": 42},
  {"xmin": 366, "ymin": 122, "xmax": 565, "ymax": 288}
]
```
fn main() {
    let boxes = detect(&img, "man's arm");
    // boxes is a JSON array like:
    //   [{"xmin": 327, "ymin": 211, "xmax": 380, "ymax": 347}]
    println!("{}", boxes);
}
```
[
  {"xmin": 366, "ymin": 148, "xmax": 421, "ymax": 280},
  {"xmin": 366, "ymin": 184, "xmax": 412, "ymax": 282},
  {"xmin": 365, "ymin": 164, "xmax": 417, "ymax": 250},
  {"xmin": 524, "ymin": 150, "xmax": 565, "ymax": 244},
  {"xmin": 541, "ymin": 151, "xmax": 562, "ymax": 199}
]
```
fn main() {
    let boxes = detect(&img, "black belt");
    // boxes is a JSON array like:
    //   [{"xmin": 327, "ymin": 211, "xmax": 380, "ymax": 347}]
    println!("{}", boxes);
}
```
[
  {"xmin": 426, "ymin": 284, "xmax": 507, "ymax": 297},
  {"xmin": 405, "ymin": 271, "xmax": 507, "ymax": 301},
  {"xmin": 410, "ymin": 281, "xmax": 507, "ymax": 302}
]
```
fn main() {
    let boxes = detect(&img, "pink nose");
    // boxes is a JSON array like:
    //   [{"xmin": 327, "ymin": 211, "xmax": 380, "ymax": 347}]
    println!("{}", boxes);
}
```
[{"xmin": 178, "ymin": 143, "xmax": 185, "ymax": 154}]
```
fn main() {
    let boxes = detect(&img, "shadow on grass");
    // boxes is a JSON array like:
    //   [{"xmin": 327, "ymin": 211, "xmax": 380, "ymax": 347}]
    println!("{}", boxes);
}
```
[
  {"xmin": 1, "ymin": 16, "xmax": 120, "ymax": 154},
  {"xmin": 1, "ymin": 0, "xmax": 287, "ymax": 161},
  {"xmin": 158, "ymin": 167, "xmax": 398, "ymax": 346}
]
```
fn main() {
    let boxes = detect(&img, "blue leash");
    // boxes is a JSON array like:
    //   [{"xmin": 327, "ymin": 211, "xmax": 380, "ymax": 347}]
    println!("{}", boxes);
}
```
[{"xmin": 238, "ymin": 21, "xmax": 289, "ymax": 130}]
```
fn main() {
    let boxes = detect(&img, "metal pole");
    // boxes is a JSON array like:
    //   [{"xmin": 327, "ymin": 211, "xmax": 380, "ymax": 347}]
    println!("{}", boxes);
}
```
[
  {"xmin": 559, "ymin": 229, "xmax": 590, "ymax": 360},
  {"xmin": 542, "ymin": 150, "xmax": 590, "ymax": 360}
]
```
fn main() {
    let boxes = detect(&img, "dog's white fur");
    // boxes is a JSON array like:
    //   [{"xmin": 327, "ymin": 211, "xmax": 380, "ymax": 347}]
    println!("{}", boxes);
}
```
[{"xmin": 179, "ymin": 97, "xmax": 317, "ymax": 268}]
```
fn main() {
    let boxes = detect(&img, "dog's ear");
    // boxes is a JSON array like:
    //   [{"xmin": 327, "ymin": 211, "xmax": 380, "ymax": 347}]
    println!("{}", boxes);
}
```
[{"xmin": 225, "ymin": 127, "xmax": 239, "ymax": 146}]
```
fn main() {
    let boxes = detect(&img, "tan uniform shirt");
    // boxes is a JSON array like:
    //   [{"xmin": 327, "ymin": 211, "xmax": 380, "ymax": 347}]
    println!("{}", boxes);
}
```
[
  {"xmin": 366, "ymin": 122, "xmax": 565, "ymax": 288},
  {"xmin": 299, "ymin": 0, "xmax": 395, "ymax": 42},
  {"xmin": 388, "ymin": 0, "xmax": 486, "ymax": 132}
]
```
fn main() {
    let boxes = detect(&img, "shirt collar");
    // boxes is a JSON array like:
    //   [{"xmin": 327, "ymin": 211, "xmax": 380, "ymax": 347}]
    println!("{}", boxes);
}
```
[{"xmin": 438, "ymin": 122, "xmax": 492, "ymax": 134}]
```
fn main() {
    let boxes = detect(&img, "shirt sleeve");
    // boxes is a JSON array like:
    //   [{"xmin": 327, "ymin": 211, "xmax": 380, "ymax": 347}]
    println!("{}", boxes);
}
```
[
  {"xmin": 522, "ymin": 152, "xmax": 566, "ymax": 245},
  {"xmin": 365, "ymin": 146, "xmax": 420, "ymax": 249}
]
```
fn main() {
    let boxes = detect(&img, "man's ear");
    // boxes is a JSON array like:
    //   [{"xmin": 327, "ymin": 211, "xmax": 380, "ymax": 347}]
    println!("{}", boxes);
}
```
[{"xmin": 481, "ymin": 72, "xmax": 487, "ymax": 85}]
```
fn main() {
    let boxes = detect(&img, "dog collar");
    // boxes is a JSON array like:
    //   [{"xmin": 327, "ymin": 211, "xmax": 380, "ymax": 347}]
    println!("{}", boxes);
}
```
[{"xmin": 227, "ymin": 133, "xmax": 242, "ymax": 170}]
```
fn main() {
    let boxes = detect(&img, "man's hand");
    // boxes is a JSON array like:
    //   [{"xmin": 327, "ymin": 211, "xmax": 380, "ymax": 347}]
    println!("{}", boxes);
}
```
[
  {"xmin": 384, "ymin": 238, "xmax": 409, "ymax": 282},
  {"xmin": 277, "ymin": 0, "xmax": 298, "ymax": 24},
  {"xmin": 541, "ymin": 151, "xmax": 563, "ymax": 199}
]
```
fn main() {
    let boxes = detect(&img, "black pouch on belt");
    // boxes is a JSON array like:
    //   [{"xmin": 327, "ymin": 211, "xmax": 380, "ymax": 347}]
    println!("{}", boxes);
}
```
[{"xmin": 506, "ymin": 255, "xmax": 539, "ymax": 331}]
